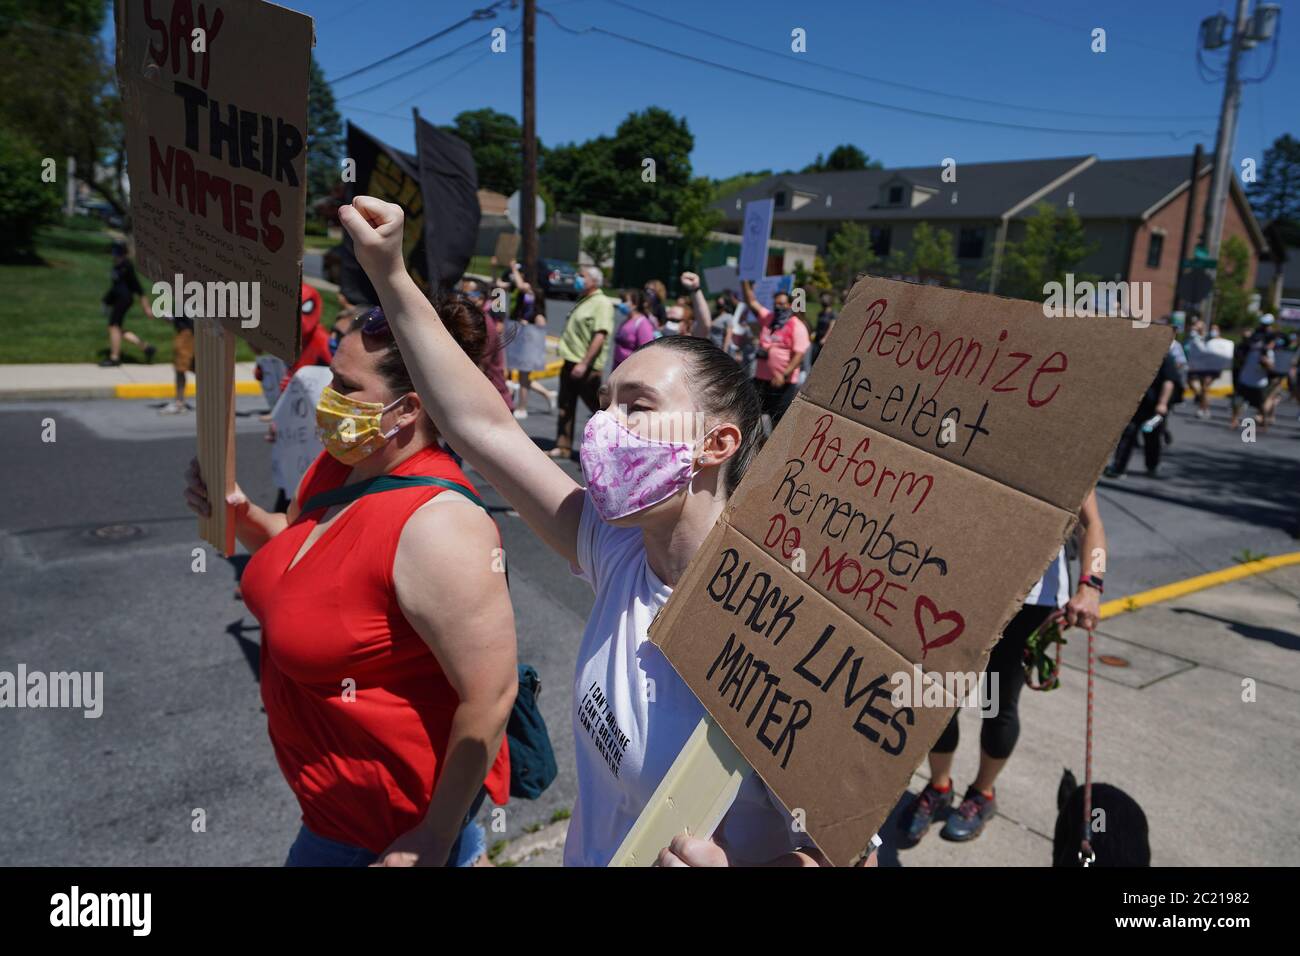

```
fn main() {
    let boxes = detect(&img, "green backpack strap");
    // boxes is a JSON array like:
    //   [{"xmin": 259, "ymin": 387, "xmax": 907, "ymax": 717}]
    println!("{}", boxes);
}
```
[{"xmin": 300, "ymin": 474, "xmax": 486, "ymax": 515}]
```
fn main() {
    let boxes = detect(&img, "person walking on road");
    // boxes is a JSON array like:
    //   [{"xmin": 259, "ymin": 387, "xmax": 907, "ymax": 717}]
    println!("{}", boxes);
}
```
[
  {"xmin": 183, "ymin": 299, "xmax": 516, "ymax": 867},
  {"xmin": 551, "ymin": 265, "xmax": 614, "ymax": 459},
  {"xmin": 1105, "ymin": 347, "xmax": 1181, "ymax": 478},
  {"xmin": 99, "ymin": 240, "xmax": 156, "ymax": 367}
]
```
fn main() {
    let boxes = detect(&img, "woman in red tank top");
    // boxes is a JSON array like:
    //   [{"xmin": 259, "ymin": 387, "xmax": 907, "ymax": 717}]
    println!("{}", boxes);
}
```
[{"xmin": 184, "ymin": 301, "xmax": 516, "ymax": 867}]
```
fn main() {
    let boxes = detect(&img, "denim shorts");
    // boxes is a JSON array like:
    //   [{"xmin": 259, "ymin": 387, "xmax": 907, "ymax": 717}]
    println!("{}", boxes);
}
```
[{"xmin": 285, "ymin": 790, "xmax": 489, "ymax": 867}]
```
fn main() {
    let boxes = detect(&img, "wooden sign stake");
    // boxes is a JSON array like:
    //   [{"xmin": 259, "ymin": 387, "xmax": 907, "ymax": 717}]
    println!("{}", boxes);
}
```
[
  {"xmin": 608, "ymin": 716, "xmax": 750, "ymax": 866},
  {"xmin": 195, "ymin": 320, "xmax": 237, "ymax": 557}
]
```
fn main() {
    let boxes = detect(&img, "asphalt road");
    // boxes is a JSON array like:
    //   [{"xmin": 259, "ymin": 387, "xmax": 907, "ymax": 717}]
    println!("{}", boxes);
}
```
[{"xmin": 1, "ymin": 389, "xmax": 1297, "ymax": 865}]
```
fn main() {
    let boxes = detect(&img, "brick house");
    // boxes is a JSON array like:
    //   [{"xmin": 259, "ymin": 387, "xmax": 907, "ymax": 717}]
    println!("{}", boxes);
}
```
[{"xmin": 714, "ymin": 154, "xmax": 1267, "ymax": 319}]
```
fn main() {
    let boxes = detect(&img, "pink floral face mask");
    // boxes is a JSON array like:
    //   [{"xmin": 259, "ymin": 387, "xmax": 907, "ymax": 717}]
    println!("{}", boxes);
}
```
[{"xmin": 580, "ymin": 409, "xmax": 713, "ymax": 521}]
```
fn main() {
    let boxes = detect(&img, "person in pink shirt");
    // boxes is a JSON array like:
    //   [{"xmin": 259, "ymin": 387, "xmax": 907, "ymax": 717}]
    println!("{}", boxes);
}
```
[
  {"xmin": 612, "ymin": 289, "xmax": 658, "ymax": 368},
  {"xmin": 741, "ymin": 279, "xmax": 810, "ymax": 424}
]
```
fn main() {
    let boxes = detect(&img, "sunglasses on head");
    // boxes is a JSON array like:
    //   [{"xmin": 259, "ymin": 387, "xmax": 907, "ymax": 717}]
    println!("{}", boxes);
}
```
[{"xmin": 359, "ymin": 307, "xmax": 391, "ymax": 337}]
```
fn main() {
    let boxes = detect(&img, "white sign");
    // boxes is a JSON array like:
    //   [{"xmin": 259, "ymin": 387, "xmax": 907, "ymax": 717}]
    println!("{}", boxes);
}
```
[
  {"xmin": 255, "ymin": 355, "xmax": 288, "ymax": 411},
  {"xmin": 507, "ymin": 190, "xmax": 547, "ymax": 231},
  {"xmin": 504, "ymin": 319, "xmax": 548, "ymax": 372},
  {"xmin": 270, "ymin": 366, "xmax": 333, "ymax": 499},
  {"xmin": 703, "ymin": 264, "xmax": 739, "ymax": 294},
  {"xmin": 737, "ymin": 199, "xmax": 775, "ymax": 281}
]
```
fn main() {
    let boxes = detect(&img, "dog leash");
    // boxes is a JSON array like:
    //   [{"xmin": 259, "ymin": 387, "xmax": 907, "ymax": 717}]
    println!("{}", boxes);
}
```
[{"xmin": 1079, "ymin": 624, "xmax": 1097, "ymax": 867}]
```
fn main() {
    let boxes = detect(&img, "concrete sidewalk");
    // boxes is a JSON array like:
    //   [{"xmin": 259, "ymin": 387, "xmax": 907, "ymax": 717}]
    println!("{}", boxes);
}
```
[
  {"xmin": 0, "ymin": 361, "xmax": 263, "ymax": 401},
  {"xmin": 495, "ymin": 563, "xmax": 1300, "ymax": 867},
  {"xmin": 883, "ymin": 562, "xmax": 1300, "ymax": 867}
]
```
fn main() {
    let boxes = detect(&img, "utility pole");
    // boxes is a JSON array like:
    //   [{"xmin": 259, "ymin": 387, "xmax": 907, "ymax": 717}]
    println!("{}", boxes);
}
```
[
  {"xmin": 521, "ymin": 0, "xmax": 539, "ymax": 292},
  {"xmin": 1176, "ymin": 143, "xmax": 1204, "ymax": 313}
]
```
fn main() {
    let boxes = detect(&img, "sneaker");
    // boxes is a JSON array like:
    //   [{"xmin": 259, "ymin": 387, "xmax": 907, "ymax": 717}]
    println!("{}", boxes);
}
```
[
  {"xmin": 1103, "ymin": 465, "xmax": 1123, "ymax": 479},
  {"xmin": 899, "ymin": 782, "xmax": 953, "ymax": 846},
  {"xmin": 144, "ymin": 344, "xmax": 157, "ymax": 364},
  {"xmin": 98, "ymin": 357, "xmax": 122, "ymax": 367},
  {"xmin": 513, "ymin": 408, "xmax": 529, "ymax": 420},
  {"xmin": 940, "ymin": 786, "xmax": 996, "ymax": 842},
  {"xmin": 159, "ymin": 400, "xmax": 188, "ymax": 415}
]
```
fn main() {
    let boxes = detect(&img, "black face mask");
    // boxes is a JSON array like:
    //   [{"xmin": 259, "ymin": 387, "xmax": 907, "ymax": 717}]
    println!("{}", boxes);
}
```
[{"xmin": 772, "ymin": 307, "xmax": 793, "ymax": 330}]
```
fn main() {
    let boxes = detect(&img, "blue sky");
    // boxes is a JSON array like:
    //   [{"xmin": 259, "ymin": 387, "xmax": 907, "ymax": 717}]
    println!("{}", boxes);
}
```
[{"xmin": 117, "ymin": 0, "xmax": 1297, "ymax": 180}]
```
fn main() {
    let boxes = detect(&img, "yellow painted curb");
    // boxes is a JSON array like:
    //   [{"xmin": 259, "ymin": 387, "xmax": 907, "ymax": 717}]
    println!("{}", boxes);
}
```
[
  {"xmin": 115, "ymin": 381, "xmax": 262, "ymax": 399},
  {"xmin": 509, "ymin": 359, "xmax": 564, "ymax": 383},
  {"xmin": 1183, "ymin": 383, "xmax": 1233, "ymax": 399},
  {"xmin": 1099, "ymin": 551, "xmax": 1300, "ymax": 620}
]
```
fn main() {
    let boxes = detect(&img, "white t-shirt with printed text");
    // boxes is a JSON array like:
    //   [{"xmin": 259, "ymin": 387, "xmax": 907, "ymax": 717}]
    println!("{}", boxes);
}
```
[{"xmin": 562, "ymin": 495, "xmax": 816, "ymax": 867}]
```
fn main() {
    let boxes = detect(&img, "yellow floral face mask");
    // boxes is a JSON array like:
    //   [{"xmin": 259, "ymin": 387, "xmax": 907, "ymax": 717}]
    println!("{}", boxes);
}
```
[{"xmin": 315, "ymin": 385, "xmax": 405, "ymax": 465}]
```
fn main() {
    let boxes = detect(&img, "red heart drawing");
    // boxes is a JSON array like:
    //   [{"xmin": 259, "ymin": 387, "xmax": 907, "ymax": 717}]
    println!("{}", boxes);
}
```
[{"xmin": 914, "ymin": 596, "xmax": 965, "ymax": 659}]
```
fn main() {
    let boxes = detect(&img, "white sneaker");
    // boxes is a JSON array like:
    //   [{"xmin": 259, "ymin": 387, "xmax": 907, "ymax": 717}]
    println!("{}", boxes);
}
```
[
  {"xmin": 513, "ymin": 408, "xmax": 529, "ymax": 420},
  {"xmin": 159, "ymin": 400, "xmax": 187, "ymax": 415}
]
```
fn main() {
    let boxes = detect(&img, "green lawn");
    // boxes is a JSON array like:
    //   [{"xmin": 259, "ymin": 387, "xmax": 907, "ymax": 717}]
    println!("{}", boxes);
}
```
[{"xmin": 0, "ymin": 223, "xmax": 338, "ymax": 365}]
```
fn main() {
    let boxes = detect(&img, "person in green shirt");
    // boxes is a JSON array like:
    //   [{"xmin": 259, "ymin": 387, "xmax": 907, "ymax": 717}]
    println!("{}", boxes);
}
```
[{"xmin": 551, "ymin": 265, "xmax": 615, "ymax": 459}]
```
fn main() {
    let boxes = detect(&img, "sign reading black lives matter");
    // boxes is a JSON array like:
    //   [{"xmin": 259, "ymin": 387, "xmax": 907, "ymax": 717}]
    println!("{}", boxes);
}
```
[
  {"xmin": 648, "ymin": 276, "xmax": 1172, "ymax": 866},
  {"xmin": 115, "ymin": 0, "xmax": 314, "ymax": 363}
]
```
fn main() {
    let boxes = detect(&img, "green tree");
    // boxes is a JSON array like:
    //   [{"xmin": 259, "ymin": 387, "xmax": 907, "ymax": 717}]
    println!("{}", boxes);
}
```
[
  {"xmin": 1212, "ymin": 235, "xmax": 1253, "ymax": 329},
  {"xmin": 713, "ymin": 169, "xmax": 771, "ymax": 202},
  {"xmin": 993, "ymin": 201, "xmax": 1098, "ymax": 300},
  {"xmin": 1247, "ymin": 133, "xmax": 1300, "ymax": 245},
  {"xmin": 306, "ymin": 57, "xmax": 344, "ymax": 209},
  {"xmin": 443, "ymin": 108, "xmax": 523, "ymax": 196},
  {"xmin": 802, "ymin": 144, "xmax": 882, "ymax": 173},
  {"xmin": 826, "ymin": 222, "xmax": 878, "ymax": 290},
  {"xmin": 0, "ymin": 0, "xmax": 125, "ymax": 215},
  {"xmin": 0, "ymin": 130, "xmax": 61, "ymax": 260},
  {"xmin": 674, "ymin": 177, "xmax": 721, "ymax": 269},
  {"xmin": 580, "ymin": 227, "xmax": 614, "ymax": 272},
  {"xmin": 909, "ymin": 221, "xmax": 958, "ymax": 285},
  {"xmin": 540, "ymin": 107, "xmax": 694, "ymax": 223}
]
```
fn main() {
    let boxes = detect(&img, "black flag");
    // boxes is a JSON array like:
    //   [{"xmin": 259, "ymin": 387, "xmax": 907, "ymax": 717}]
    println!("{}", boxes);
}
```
[
  {"xmin": 414, "ymin": 112, "xmax": 480, "ymax": 292},
  {"xmin": 339, "ymin": 119, "xmax": 479, "ymax": 305}
]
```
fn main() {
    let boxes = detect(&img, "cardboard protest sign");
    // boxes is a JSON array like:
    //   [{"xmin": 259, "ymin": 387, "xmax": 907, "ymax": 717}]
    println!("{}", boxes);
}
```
[
  {"xmin": 494, "ymin": 232, "xmax": 520, "ymax": 266},
  {"xmin": 115, "ymin": 0, "xmax": 313, "ymax": 555},
  {"xmin": 270, "ymin": 365, "xmax": 332, "ymax": 500},
  {"xmin": 115, "ymin": 0, "xmax": 313, "ymax": 363},
  {"xmin": 738, "ymin": 199, "xmax": 774, "ymax": 282},
  {"xmin": 646, "ymin": 276, "xmax": 1172, "ymax": 866}
]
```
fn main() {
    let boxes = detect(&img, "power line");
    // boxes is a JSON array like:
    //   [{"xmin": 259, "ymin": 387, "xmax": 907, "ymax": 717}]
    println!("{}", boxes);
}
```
[
  {"xmin": 392, "ymin": 22, "xmax": 522, "ymax": 108},
  {"xmin": 976, "ymin": 0, "xmax": 1189, "ymax": 59},
  {"xmin": 329, "ymin": 1, "xmax": 507, "ymax": 85},
  {"xmin": 602, "ymin": 0, "xmax": 1217, "ymax": 123},
  {"xmin": 538, "ymin": 8, "xmax": 1213, "ymax": 139},
  {"xmin": 338, "ymin": 31, "xmax": 492, "ymax": 102}
]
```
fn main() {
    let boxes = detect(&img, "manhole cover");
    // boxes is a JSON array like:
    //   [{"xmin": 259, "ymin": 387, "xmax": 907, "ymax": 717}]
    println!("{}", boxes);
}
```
[
  {"xmin": 88, "ymin": 524, "xmax": 144, "ymax": 543},
  {"xmin": 1098, "ymin": 655, "xmax": 1130, "ymax": 668}
]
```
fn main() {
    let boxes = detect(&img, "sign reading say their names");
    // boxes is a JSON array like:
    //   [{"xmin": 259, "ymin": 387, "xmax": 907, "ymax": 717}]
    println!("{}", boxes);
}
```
[
  {"xmin": 115, "ymin": 0, "xmax": 314, "ymax": 363},
  {"xmin": 648, "ymin": 276, "xmax": 1172, "ymax": 866}
]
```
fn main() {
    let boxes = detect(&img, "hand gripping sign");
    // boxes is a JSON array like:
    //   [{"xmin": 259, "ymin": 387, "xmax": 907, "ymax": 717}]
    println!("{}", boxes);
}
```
[
  {"xmin": 613, "ymin": 276, "xmax": 1172, "ymax": 866},
  {"xmin": 116, "ymin": 0, "xmax": 314, "ymax": 554}
]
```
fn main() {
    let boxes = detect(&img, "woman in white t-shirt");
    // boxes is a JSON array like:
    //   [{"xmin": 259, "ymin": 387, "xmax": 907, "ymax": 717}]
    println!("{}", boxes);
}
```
[
  {"xmin": 340, "ymin": 197, "xmax": 846, "ymax": 867},
  {"xmin": 899, "ymin": 490, "xmax": 1107, "ymax": 847}
]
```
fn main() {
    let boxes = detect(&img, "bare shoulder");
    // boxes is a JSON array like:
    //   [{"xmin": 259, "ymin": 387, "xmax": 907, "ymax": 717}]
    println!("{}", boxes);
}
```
[{"xmin": 398, "ymin": 493, "xmax": 499, "ymax": 560}]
